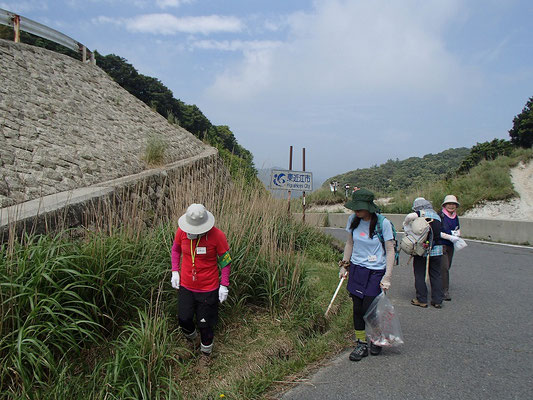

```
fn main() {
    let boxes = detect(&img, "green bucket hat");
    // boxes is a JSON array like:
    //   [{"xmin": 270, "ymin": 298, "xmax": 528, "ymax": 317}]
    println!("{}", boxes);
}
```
[{"xmin": 344, "ymin": 188, "xmax": 379, "ymax": 213}]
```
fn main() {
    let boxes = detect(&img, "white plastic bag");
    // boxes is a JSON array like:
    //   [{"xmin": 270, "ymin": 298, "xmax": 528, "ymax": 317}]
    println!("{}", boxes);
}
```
[
  {"xmin": 363, "ymin": 292, "xmax": 404, "ymax": 347},
  {"xmin": 454, "ymin": 238, "xmax": 467, "ymax": 251}
]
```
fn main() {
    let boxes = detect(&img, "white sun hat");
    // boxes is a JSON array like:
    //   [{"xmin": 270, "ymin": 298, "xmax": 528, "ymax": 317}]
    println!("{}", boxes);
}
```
[
  {"xmin": 412, "ymin": 197, "xmax": 432, "ymax": 212},
  {"xmin": 442, "ymin": 195, "xmax": 460, "ymax": 207},
  {"xmin": 178, "ymin": 204, "xmax": 215, "ymax": 234}
]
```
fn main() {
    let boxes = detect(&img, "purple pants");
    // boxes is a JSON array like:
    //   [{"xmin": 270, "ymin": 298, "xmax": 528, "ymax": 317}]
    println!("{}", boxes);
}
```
[{"xmin": 347, "ymin": 263, "xmax": 384, "ymax": 299}]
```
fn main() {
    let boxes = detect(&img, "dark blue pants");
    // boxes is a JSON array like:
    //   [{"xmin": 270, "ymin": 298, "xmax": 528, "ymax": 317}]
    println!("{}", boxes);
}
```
[
  {"xmin": 413, "ymin": 255, "xmax": 443, "ymax": 304},
  {"xmin": 178, "ymin": 286, "xmax": 218, "ymax": 345}
]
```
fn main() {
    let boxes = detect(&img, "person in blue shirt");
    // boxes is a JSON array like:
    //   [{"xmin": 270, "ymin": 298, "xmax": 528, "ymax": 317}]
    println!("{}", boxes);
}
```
[{"xmin": 339, "ymin": 189, "xmax": 396, "ymax": 362}]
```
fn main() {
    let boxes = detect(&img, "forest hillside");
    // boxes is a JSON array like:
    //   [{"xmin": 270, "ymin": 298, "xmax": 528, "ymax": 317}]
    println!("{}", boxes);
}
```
[{"xmin": 325, "ymin": 147, "xmax": 470, "ymax": 193}]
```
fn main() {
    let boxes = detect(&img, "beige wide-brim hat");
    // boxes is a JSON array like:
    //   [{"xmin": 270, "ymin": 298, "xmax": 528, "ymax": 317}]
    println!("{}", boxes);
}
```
[
  {"xmin": 178, "ymin": 203, "xmax": 215, "ymax": 234},
  {"xmin": 442, "ymin": 195, "xmax": 460, "ymax": 207}
]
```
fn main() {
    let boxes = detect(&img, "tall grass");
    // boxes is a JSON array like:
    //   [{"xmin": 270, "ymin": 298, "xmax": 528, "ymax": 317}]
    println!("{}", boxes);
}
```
[
  {"xmin": 0, "ymin": 156, "xmax": 339, "ymax": 398},
  {"xmin": 143, "ymin": 135, "xmax": 167, "ymax": 166}
]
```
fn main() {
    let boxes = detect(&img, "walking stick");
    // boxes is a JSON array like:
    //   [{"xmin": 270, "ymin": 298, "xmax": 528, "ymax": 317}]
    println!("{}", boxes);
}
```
[
  {"xmin": 325, "ymin": 276, "xmax": 346, "ymax": 317},
  {"xmin": 425, "ymin": 252, "xmax": 430, "ymax": 282}
]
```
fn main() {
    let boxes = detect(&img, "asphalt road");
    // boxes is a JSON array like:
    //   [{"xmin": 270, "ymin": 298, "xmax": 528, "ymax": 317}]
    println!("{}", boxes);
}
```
[{"xmin": 280, "ymin": 228, "xmax": 533, "ymax": 400}]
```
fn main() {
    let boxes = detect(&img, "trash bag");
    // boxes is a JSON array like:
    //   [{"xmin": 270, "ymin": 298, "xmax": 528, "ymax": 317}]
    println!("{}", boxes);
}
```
[
  {"xmin": 454, "ymin": 238, "xmax": 467, "ymax": 251},
  {"xmin": 363, "ymin": 292, "xmax": 404, "ymax": 347}
]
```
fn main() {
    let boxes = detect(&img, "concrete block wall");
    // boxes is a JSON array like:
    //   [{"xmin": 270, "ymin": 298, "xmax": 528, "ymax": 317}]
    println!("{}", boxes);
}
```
[{"xmin": 0, "ymin": 39, "xmax": 211, "ymax": 208}]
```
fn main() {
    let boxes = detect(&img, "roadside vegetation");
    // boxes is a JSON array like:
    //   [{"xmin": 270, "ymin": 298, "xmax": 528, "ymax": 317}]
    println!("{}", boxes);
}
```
[
  {"xmin": 379, "ymin": 147, "xmax": 533, "ymax": 214},
  {"xmin": 0, "ymin": 164, "xmax": 351, "ymax": 399},
  {"xmin": 326, "ymin": 147, "xmax": 470, "ymax": 193},
  {"xmin": 301, "ymin": 147, "xmax": 533, "ymax": 215}
]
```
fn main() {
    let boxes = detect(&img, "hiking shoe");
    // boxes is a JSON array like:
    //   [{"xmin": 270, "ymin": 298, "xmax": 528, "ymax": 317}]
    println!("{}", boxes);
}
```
[
  {"xmin": 349, "ymin": 341, "xmax": 368, "ymax": 361},
  {"xmin": 369, "ymin": 342, "xmax": 382, "ymax": 356},
  {"xmin": 411, "ymin": 298, "xmax": 428, "ymax": 308},
  {"xmin": 443, "ymin": 291, "xmax": 452, "ymax": 301},
  {"xmin": 431, "ymin": 302, "xmax": 443, "ymax": 309}
]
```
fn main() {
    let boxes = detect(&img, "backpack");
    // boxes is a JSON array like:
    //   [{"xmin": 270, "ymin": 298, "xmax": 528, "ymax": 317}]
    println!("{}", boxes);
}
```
[
  {"xmin": 375, "ymin": 214, "xmax": 400, "ymax": 265},
  {"xmin": 400, "ymin": 215, "xmax": 431, "ymax": 256}
]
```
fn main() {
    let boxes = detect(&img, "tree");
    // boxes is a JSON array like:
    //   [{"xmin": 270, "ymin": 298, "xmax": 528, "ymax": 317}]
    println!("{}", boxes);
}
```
[
  {"xmin": 456, "ymin": 139, "xmax": 514, "ymax": 174},
  {"xmin": 509, "ymin": 97, "xmax": 533, "ymax": 148}
]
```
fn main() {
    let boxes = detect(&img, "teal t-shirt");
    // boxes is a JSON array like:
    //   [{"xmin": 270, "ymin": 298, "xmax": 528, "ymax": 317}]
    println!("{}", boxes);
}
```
[{"xmin": 345, "ymin": 214, "xmax": 393, "ymax": 270}]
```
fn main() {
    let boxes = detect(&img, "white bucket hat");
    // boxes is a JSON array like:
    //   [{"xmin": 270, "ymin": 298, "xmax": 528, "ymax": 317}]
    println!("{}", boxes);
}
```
[
  {"xmin": 178, "ymin": 204, "xmax": 215, "ymax": 234},
  {"xmin": 442, "ymin": 195, "xmax": 460, "ymax": 207}
]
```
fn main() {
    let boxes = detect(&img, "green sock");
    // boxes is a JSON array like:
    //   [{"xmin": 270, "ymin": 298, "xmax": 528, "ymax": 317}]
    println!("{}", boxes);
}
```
[{"xmin": 355, "ymin": 330, "xmax": 367, "ymax": 343}]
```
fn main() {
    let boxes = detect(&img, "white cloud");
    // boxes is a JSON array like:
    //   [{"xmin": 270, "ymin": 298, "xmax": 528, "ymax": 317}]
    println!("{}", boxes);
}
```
[
  {"xmin": 189, "ymin": 39, "xmax": 281, "ymax": 52},
  {"xmin": 124, "ymin": 13, "xmax": 243, "ymax": 35},
  {"xmin": 205, "ymin": 0, "xmax": 470, "ymax": 101},
  {"xmin": 156, "ymin": 0, "xmax": 194, "ymax": 9},
  {"xmin": 92, "ymin": 15, "xmax": 121, "ymax": 26},
  {"xmin": 0, "ymin": 1, "xmax": 47, "ymax": 14}
]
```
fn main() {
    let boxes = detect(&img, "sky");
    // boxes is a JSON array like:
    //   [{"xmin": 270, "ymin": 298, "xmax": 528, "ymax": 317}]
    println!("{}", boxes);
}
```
[{"xmin": 2, "ymin": 0, "xmax": 533, "ymax": 185}]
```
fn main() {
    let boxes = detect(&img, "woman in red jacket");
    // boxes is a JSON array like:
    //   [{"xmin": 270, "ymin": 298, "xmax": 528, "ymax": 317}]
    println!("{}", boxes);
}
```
[{"xmin": 170, "ymin": 204, "xmax": 231, "ymax": 357}]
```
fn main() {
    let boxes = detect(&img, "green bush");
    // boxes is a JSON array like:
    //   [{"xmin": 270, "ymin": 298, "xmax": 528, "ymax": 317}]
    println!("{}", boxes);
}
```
[{"xmin": 143, "ymin": 135, "xmax": 166, "ymax": 166}]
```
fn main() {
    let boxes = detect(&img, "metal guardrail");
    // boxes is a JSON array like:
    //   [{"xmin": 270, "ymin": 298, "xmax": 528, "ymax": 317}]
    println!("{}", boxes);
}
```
[{"xmin": 0, "ymin": 8, "xmax": 95, "ymax": 64}]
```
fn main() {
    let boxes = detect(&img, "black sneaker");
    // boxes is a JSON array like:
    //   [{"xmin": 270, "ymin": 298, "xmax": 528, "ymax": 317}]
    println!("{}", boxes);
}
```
[
  {"xmin": 431, "ymin": 302, "xmax": 443, "ymax": 309},
  {"xmin": 349, "ymin": 340, "xmax": 368, "ymax": 361},
  {"xmin": 370, "ymin": 342, "xmax": 382, "ymax": 356},
  {"xmin": 443, "ymin": 291, "xmax": 452, "ymax": 301}
]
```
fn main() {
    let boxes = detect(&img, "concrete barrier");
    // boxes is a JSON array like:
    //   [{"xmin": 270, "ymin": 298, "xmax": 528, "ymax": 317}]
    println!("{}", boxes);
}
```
[{"xmin": 294, "ymin": 213, "xmax": 533, "ymax": 246}]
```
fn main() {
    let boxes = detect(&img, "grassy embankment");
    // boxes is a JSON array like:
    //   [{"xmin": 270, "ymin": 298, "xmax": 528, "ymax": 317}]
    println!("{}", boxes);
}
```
[
  {"xmin": 0, "ymin": 164, "xmax": 352, "ymax": 399},
  {"xmin": 300, "ymin": 148, "xmax": 533, "ymax": 215}
]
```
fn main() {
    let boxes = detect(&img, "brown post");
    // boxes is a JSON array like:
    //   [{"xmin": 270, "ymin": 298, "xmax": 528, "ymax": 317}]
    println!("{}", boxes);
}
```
[
  {"xmin": 302, "ymin": 148, "xmax": 306, "ymax": 223},
  {"xmin": 13, "ymin": 15, "xmax": 20, "ymax": 43},
  {"xmin": 287, "ymin": 146, "xmax": 293, "ymax": 214}
]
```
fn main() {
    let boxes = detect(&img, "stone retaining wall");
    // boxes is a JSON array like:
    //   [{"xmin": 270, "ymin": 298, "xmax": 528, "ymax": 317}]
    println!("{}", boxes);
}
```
[
  {"xmin": 0, "ymin": 148, "xmax": 224, "ymax": 241},
  {"xmin": 0, "ymin": 39, "xmax": 212, "ymax": 208}
]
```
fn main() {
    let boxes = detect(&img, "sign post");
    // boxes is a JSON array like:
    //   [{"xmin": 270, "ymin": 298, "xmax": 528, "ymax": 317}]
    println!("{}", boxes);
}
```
[
  {"xmin": 273, "ymin": 146, "xmax": 312, "ymax": 221},
  {"xmin": 288, "ymin": 146, "xmax": 293, "ymax": 214},
  {"xmin": 302, "ymin": 148, "xmax": 306, "ymax": 222}
]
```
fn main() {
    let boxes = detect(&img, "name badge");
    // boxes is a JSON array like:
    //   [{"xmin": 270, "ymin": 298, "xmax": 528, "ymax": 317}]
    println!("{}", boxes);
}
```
[
  {"xmin": 196, "ymin": 247, "xmax": 207, "ymax": 255},
  {"xmin": 368, "ymin": 255, "xmax": 377, "ymax": 262}
]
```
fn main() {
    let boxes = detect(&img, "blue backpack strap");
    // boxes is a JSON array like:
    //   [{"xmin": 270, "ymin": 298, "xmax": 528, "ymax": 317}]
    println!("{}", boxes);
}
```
[
  {"xmin": 375, "ymin": 214, "xmax": 387, "ymax": 247},
  {"xmin": 376, "ymin": 213, "xmax": 399, "ymax": 265}
]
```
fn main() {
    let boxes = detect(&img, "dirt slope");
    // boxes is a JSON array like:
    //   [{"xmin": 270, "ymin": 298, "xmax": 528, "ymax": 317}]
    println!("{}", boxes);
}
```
[{"xmin": 463, "ymin": 160, "xmax": 533, "ymax": 221}]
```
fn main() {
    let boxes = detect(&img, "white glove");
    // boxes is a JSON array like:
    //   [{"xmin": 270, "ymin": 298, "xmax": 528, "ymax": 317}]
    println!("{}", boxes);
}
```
[
  {"xmin": 441, "ymin": 232, "xmax": 460, "ymax": 243},
  {"xmin": 219, "ymin": 285, "xmax": 229, "ymax": 303},
  {"xmin": 380, "ymin": 274, "xmax": 392, "ymax": 290},
  {"xmin": 403, "ymin": 212, "xmax": 418, "ymax": 227},
  {"xmin": 171, "ymin": 271, "xmax": 180, "ymax": 289}
]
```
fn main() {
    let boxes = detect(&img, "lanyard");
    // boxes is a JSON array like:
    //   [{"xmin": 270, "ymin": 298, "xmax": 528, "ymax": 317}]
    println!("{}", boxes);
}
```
[{"xmin": 190, "ymin": 237, "xmax": 201, "ymax": 281}]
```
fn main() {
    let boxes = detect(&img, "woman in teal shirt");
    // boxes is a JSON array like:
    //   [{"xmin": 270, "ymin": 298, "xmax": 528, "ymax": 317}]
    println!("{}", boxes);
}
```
[{"xmin": 339, "ymin": 189, "xmax": 396, "ymax": 362}]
